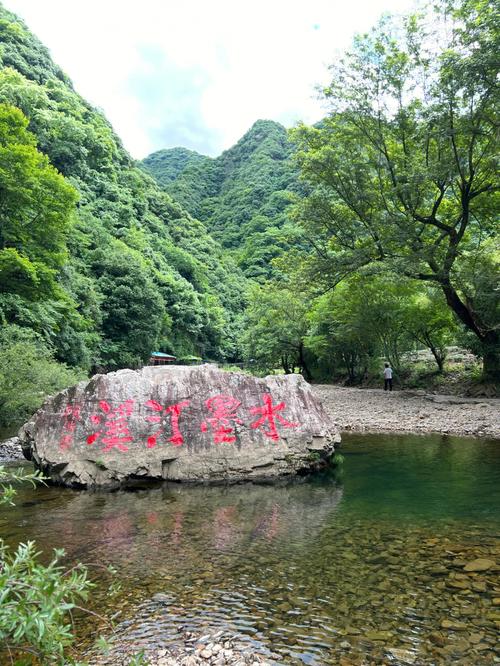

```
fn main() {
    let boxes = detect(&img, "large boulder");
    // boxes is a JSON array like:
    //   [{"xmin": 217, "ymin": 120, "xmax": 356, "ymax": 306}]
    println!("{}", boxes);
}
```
[{"xmin": 19, "ymin": 365, "xmax": 339, "ymax": 488}]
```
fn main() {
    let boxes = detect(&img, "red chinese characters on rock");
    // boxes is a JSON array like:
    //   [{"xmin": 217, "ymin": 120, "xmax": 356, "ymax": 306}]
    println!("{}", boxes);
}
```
[
  {"xmin": 201, "ymin": 395, "xmax": 243, "ymax": 444},
  {"xmin": 86, "ymin": 400, "xmax": 135, "ymax": 452},
  {"xmin": 61, "ymin": 391, "xmax": 301, "ymax": 454},
  {"xmin": 59, "ymin": 404, "xmax": 81, "ymax": 451},
  {"xmin": 145, "ymin": 399, "xmax": 190, "ymax": 448},
  {"xmin": 250, "ymin": 393, "xmax": 299, "ymax": 441}
]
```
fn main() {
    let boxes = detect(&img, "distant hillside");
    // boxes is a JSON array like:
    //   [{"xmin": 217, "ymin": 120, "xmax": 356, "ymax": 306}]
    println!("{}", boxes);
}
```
[
  {"xmin": 0, "ymin": 3, "xmax": 246, "ymax": 368},
  {"xmin": 142, "ymin": 146, "xmax": 211, "ymax": 188},
  {"xmin": 142, "ymin": 120, "xmax": 306, "ymax": 279}
]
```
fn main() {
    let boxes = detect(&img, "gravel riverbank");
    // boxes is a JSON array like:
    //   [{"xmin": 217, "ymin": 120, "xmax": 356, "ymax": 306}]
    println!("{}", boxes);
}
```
[{"xmin": 312, "ymin": 385, "xmax": 500, "ymax": 439}]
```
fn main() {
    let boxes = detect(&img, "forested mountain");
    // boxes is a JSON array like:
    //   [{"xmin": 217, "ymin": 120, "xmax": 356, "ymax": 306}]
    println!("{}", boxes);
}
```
[
  {"xmin": 142, "ymin": 146, "xmax": 212, "ymax": 189},
  {"xmin": 142, "ymin": 120, "xmax": 305, "ymax": 279},
  {"xmin": 0, "ymin": 3, "xmax": 247, "ymax": 382}
]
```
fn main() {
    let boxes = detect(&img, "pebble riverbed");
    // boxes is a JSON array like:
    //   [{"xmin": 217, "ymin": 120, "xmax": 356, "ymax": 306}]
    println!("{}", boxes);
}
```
[
  {"xmin": 311, "ymin": 386, "xmax": 500, "ymax": 439},
  {"xmin": 88, "ymin": 628, "xmax": 277, "ymax": 665}
]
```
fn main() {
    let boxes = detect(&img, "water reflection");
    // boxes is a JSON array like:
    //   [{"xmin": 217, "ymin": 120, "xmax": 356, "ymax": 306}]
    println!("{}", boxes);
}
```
[{"xmin": 1, "ymin": 433, "xmax": 499, "ymax": 664}]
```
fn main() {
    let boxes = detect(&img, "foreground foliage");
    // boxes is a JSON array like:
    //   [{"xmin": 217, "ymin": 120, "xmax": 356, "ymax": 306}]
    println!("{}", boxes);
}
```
[
  {"xmin": 0, "ymin": 467, "xmax": 92, "ymax": 664},
  {"xmin": 0, "ymin": 541, "xmax": 92, "ymax": 664}
]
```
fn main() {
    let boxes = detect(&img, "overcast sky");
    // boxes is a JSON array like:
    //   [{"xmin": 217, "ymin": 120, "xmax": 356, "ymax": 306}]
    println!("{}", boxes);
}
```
[{"xmin": 4, "ymin": 0, "xmax": 414, "ymax": 159}]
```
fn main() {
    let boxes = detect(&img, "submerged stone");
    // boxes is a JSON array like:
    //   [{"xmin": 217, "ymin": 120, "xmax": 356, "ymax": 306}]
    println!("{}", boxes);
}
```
[
  {"xmin": 364, "ymin": 630, "xmax": 394, "ymax": 641},
  {"xmin": 463, "ymin": 558, "xmax": 495, "ymax": 572},
  {"xmin": 440, "ymin": 619, "xmax": 468, "ymax": 631},
  {"xmin": 19, "ymin": 365, "xmax": 339, "ymax": 488}
]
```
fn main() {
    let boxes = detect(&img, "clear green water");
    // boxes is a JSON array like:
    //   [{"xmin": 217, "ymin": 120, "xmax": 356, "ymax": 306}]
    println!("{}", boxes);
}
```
[{"xmin": 1, "ymin": 433, "xmax": 499, "ymax": 664}]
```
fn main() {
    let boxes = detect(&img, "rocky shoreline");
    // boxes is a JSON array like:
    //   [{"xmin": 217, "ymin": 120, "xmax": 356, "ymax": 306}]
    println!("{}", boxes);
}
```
[
  {"xmin": 0, "ymin": 436, "xmax": 24, "ymax": 463},
  {"xmin": 311, "ymin": 385, "xmax": 500, "ymax": 439}
]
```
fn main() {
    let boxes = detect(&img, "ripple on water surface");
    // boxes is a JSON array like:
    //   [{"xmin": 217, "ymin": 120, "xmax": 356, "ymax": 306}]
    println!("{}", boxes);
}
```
[{"xmin": 1, "ymin": 432, "xmax": 499, "ymax": 664}]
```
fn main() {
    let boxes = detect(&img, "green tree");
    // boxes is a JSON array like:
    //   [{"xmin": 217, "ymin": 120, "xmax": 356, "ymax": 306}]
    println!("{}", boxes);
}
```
[
  {"xmin": 0, "ymin": 325, "xmax": 85, "ymax": 428},
  {"xmin": 0, "ymin": 103, "xmax": 77, "ymax": 300},
  {"xmin": 242, "ymin": 283, "xmax": 312, "ymax": 378},
  {"xmin": 90, "ymin": 241, "xmax": 166, "ymax": 370},
  {"xmin": 403, "ymin": 289, "xmax": 459, "ymax": 372},
  {"xmin": 307, "ymin": 283, "xmax": 378, "ymax": 382},
  {"xmin": 307, "ymin": 275, "xmax": 414, "ymax": 381},
  {"xmin": 292, "ymin": 0, "xmax": 499, "ymax": 377}
]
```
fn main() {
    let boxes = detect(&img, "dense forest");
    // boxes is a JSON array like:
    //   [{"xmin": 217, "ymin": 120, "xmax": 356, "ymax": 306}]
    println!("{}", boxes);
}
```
[{"xmin": 0, "ymin": 0, "xmax": 498, "ymax": 429}]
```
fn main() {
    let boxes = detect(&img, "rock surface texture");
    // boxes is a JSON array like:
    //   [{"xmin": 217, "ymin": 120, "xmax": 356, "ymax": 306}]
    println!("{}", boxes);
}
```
[{"xmin": 19, "ymin": 366, "xmax": 338, "ymax": 488}]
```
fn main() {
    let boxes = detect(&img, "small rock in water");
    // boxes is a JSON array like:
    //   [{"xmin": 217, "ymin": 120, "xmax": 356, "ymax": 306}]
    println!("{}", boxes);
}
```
[
  {"xmin": 440, "ymin": 619, "xmax": 468, "ymax": 631},
  {"xmin": 183, "ymin": 658, "xmax": 198, "ymax": 666},
  {"xmin": 429, "ymin": 632, "xmax": 447, "ymax": 647},
  {"xmin": 386, "ymin": 647, "xmax": 416, "ymax": 664},
  {"xmin": 364, "ymin": 630, "xmax": 393, "ymax": 641},
  {"xmin": 463, "ymin": 558, "xmax": 495, "ymax": 572},
  {"xmin": 152, "ymin": 593, "xmax": 175, "ymax": 605}
]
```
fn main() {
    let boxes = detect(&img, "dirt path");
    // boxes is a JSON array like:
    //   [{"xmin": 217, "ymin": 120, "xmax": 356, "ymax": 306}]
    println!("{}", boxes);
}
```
[{"xmin": 312, "ymin": 385, "xmax": 500, "ymax": 439}]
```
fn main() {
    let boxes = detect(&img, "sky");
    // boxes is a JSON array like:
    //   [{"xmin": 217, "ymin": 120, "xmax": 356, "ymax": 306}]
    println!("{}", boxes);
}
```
[{"xmin": 4, "ymin": 0, "xmax": 414, "ymax": 159}]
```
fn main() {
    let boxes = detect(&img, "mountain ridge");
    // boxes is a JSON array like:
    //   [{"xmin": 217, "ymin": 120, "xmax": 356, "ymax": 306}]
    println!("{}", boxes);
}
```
[{"xmin": 141, "ymin": 119, "xmax": 304, "ymax": 278}]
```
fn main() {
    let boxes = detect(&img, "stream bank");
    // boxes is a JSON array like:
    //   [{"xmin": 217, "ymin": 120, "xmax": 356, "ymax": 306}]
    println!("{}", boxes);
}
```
[{"xmin": 312, "ymin": 385, "xmax": 500, "ymax": 439}]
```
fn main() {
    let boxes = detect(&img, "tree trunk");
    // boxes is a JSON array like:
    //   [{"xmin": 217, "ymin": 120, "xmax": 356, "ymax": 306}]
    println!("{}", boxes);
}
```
[
  {"xmin": 281, "ymin": 355, "xmax": 291, "ymax": 374},
  {"xmin": 423, "ymin": 333, "xmax": 445, "ymax": 373},
  {"xmin": 482, "ymin": 331, "xmax": 500, "ymax": 380},
  {"xmin": 429, "ymin": 344, "xmax": 444, "ymax": 372},
  {"xmin": 441, "ymin": 281, "xmax": 485, "ymax": 340},
  {"xmin": 298, "ymin": 342, "xmax": 312, "ymax": 381},
  {"xmin": 440, "ymin": 282, "xmax": 499, "ymax": 380}
]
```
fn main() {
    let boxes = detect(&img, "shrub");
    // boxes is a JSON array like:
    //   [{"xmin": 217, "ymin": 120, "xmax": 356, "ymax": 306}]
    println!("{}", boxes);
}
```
[
  {"xmin": 0, "ymin": 466, "xmax": 92, "ymax": 664},
  {"xmin": 0, "ymin": 325, "xmax": 86, "ymax": 428}
]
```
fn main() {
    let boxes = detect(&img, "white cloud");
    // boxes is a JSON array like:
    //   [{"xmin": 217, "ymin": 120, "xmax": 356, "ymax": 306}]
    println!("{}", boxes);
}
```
[{"xmin": 3, "ymin": 0, "xmax": 415, "ymax": 157}]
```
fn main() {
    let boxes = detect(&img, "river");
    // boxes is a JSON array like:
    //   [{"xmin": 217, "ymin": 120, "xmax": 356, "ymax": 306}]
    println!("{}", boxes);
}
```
[{"xmin": 1, "ymin": 432, "xmax": 499, "ymax": 664}]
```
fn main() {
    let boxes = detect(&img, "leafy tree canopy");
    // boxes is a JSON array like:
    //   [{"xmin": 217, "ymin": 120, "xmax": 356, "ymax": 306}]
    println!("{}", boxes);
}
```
[{"xmin": 292, "ymin": 0, "xmax": 499, "ymax": 377}]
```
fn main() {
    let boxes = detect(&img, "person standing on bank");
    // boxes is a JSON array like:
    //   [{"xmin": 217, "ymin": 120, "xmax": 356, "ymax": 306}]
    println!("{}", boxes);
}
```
[{"xmin": 383, "ymin": 363, "xmax": 393, "ymax": 391}]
